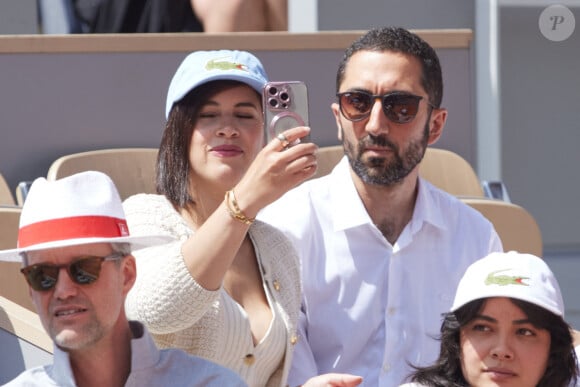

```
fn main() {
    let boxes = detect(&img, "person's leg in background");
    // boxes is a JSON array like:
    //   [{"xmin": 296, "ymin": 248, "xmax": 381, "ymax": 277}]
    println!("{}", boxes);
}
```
[{"xmin": 190, "ymin": 0, "xmax": 287, "ymax": 32}]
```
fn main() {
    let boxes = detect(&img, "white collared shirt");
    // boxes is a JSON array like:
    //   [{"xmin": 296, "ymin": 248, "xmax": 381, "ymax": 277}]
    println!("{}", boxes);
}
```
[
  {"xmin": 259, "ymin": 156, "xmax": 502, "ymax": 387},
  {"xmin": 574, "ymin": 345, "xmax": 580, "ymax": 387}
]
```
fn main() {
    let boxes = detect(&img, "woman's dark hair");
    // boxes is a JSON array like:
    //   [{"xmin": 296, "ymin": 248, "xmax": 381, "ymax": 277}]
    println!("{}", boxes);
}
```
[
  {"xmin": 156, "ymin": 80, "xmax": 259, "ymax": 209},
  {"xmin": 407, "ymin": 298, "xmax": 578, "ymax": 387}
]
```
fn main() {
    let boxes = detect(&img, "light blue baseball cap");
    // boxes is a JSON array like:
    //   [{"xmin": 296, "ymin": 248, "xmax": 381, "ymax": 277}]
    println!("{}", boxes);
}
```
[{"xmin": 165, "ymin": 50, "xmax": 269, "ymax": 119}]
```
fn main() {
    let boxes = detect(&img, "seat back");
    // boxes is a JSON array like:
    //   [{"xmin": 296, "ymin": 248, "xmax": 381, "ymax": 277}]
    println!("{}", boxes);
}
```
[
  {"xmin": 46, "ymin": 148, "xmax": 158, "ymax": 200},
  {"xmin": 0, "ymin": 207, "xmax": 35, "ymax": 312},
  {"xmin": 0, "ymin": 296, "xmax": 53, "ymax": 383},
  {"xmin": 419, "ymin": 148, "xmax": 484, "ymax": 197},
  {"xmin": 0, "ymin": 207, "xmax": 20, "ymax": 251},
  {"xmin": 312, "ymin": 145, "xmax": 343, "ymax": 179},
  {"xmin": 461, "ymin": 198, "xmax": 543, "ymax": 256},
  {"xmin": 0, "ymin": 173, "xmax": 16, "ymax": 206}
]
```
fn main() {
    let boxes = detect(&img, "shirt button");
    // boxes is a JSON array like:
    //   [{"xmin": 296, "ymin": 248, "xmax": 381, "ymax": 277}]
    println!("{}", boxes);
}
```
[
  {"xmin": 273, "ymin": 280, "xmax": 281, "ymax": 291},
  {"xmin": 387, "ymin": 307, "xmax": 396, "ymax": 316},
  {"xmin": 244, "ymin": 354, "xmax": 255, "ymax": 366},
  {"xmin": 290, "ymin": 334, "xmax": 298, "ymax": 345},
  {"xmin": 382, "ymin": 363, "xmax": 391, "ymax": 373}
]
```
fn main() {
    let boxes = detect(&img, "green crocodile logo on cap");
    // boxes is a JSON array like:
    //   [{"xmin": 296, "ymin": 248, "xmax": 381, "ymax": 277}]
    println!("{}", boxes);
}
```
[
  {"xmin": 205, "ymin": 58, "xmax": 248, "ymax": 72},
  {"xmin": 484, "ymin": 269, "xmax": 529, "ymax": 286}
]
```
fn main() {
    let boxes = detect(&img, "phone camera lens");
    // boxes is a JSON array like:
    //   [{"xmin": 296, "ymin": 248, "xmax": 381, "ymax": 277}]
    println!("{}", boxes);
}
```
[
  {"xmin": 279, "ymin": 92, "xmax": 289, "ymax": 101},
  {"xmin": 268, "ymin": 87, "xmax": 278, "ymax": 95},
  {"xmin": 268, "ymin": 98, "xmax": 278, "ymax": 108}
]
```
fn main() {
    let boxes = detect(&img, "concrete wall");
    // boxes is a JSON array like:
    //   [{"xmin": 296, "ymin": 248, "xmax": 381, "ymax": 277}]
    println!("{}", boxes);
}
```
[
  {"xmin": 499, "ymin": 4, "xmax": 580, "ymax": 251},
  {"xmin": 0, "ymin": 0, "xmax": 37, "ymax": 34},
  {"xmin": 318, "ymin": 0, "xmax": 474, "ymax": 30},
  {"xmin": 498, "ymin": 3, "xmax": 580, "ymax": 328}
]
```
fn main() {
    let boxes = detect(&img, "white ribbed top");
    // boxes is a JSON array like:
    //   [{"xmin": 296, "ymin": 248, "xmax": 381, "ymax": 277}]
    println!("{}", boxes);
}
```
[{"xmin": 221, "ymin": 286, "xmax": 286, "ymax": 386}]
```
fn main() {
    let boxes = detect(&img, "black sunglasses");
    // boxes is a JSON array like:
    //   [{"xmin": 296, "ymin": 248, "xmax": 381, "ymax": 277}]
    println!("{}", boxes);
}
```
[
  {"xmin": 20, "ymin": 253, "xmax": 125, "ymax": 292},
  {"xmin": 336, "ymin": 91, "xmax": 435, "ymax": 124}
]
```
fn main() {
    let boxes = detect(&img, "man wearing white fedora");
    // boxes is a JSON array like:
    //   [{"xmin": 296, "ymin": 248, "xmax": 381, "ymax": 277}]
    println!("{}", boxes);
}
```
[{"xmin": 1, "ymin": 171, "xmax": 246, "ymax": 386}]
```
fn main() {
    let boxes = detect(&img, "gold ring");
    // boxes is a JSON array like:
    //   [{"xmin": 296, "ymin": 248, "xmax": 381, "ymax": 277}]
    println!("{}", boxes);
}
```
[{"xmin": 276, "ymin": 133, "xmax": 290, "ymax": 148}]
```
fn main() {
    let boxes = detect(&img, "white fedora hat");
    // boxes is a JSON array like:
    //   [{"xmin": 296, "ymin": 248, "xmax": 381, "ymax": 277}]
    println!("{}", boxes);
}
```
[{"xmin": 0, "ymin": 171, "xmax": 173, "ymax": 262}]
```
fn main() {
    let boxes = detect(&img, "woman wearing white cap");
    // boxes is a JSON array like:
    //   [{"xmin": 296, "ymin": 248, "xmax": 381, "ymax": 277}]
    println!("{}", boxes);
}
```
[
  {"xmin": 123, "ymin": 50, "xmax": 362, "ymax": 387},
  {"xmin": 401, "ymin": 251, "xmax": 578, "ymax": 387}
]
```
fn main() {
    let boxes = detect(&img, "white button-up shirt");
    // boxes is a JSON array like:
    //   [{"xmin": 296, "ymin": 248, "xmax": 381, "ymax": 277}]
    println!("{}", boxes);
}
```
[{"xmin": 259, "ymin": 157, "xmax": 502, "ymax": 387}]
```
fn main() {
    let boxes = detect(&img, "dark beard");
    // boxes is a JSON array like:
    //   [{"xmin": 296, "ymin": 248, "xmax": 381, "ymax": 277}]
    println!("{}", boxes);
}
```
[{"xmin": 344, "ymin": 121, "xmax": 430, "ymax": 186}]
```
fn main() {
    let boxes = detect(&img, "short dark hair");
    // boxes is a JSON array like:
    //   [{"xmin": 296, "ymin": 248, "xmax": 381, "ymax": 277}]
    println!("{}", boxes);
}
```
[
  {"xmin": 336, "ymin": 26, "xmax": 443, "ymax": 108},
  {"xmin": 20, "ymin": 243, "xmax": 132, "ymax": 266},
  {"xmin": 407, "ymin": 298, "xmax": 578, "ymax": 387},
  {"xmin": 156, "ymin": 80, "xmax": 260, "ymax": 209},
  {"xmin": 110, "ymin": 242, "xmax": 131, "ymax": 256}
]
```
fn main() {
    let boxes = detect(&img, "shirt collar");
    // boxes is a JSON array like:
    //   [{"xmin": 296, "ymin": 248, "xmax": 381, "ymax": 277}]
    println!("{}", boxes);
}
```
[
  {"xmin": 128, "ymin": 320, "xmax": 160, "ymax": 372},
  {"xmin": 328, "ymin": 157, "xmax": 373, "ymax": 231},
  {"xmin": 50, "ymin": 321, "xmax": 159, "ymax": 384},
  {"xmin": 409, "ymin": 177, "xmax": 448, "ymax": 232},
  {"xmin": 51, "ymin": 346, "xmax": 75, "ymax": 386},
  {"xmin": 328, "ymin": 157, "xmax": 448, "ymax": 233}
]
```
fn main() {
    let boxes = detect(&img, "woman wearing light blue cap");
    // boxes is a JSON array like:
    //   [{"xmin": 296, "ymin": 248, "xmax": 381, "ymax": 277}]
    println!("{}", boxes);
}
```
[
  {"xmin": 123, "ymin": 50, "xmax": 362, "ymax": 387},
  {"xmin": 401, "ymin": 251, "xmax": 579, "ymax": 387}
]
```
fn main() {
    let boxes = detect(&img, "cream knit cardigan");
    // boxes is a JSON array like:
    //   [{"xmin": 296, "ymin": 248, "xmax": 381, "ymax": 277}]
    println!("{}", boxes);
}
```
[{"xmin": 123, "ymin": 194, "xmax": 301, "ymax": 387}]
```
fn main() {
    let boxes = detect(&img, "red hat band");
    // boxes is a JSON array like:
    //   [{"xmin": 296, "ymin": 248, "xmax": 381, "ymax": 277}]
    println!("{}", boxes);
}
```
[{"xmin": 18, "ymin": 215, "xmax": 130, "ymax": 249}]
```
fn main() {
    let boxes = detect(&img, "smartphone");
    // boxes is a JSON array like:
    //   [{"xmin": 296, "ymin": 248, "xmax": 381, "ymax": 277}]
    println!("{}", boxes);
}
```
[{"xmin": 263, "ymin": 81, "xmax": 309, "ymax": 144}]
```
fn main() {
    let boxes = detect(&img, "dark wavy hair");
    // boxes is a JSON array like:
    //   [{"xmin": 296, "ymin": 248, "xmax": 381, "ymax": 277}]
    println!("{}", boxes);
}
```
[
  {"xmin": 335, "ymin": 26, "xmax": 443, "ymax": 108},
  {"xmin": 156, "ymin": 80, "xmax": 260, "ymax": 210},
  {"xmin": 407, "ymin": 298, "xmax": 578, "ymax": 387}
]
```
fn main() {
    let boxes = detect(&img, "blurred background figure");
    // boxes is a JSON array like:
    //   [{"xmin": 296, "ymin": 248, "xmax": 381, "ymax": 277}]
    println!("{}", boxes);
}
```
[
  {"xmin": 190, "ymin": 0, "xmax": 287, "ymax": 32},
  {"xmin": 38, "ymin": 0, "xmax": 287, "ymax": 33},
  {"xmin": 40, "ymin": 0, "xmax": 201, "ymax": 33}
]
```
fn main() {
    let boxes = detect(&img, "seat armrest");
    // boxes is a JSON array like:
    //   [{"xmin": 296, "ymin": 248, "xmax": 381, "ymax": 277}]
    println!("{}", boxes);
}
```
[
  {"xmin": 482, "ymin": 180, "xmax": 511, "ymax": 202},
  {"xmin": 16, "ymin": 181, "xmax": 33, "ymax": 206}
]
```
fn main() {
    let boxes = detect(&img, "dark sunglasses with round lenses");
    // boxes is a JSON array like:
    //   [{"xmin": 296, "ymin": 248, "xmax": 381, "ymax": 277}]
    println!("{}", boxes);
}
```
[
  {"xmin": 20, "ymin": 253, "xmax": 125, "ymax": 292},
  {"xmin": 336, "ymin": 90, "xmax": 435, "ymax": 124}
]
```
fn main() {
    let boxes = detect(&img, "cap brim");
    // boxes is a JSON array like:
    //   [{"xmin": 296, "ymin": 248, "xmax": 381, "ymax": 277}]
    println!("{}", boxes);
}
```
[
  {"xmin": 166, "ymin": 72, "xmax": 266, "ymax": 118},
  {"xmin": 0, "ymin": 235, "xmax": 175, "ymax": 263}
]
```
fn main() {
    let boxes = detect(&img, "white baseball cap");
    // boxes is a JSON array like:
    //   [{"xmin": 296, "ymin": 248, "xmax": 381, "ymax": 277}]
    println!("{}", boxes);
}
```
[
  {"xmin": 0, "ymin": 171, "xmax": 174, "ymax": 262},
  {"xmin": 165, "ymin": 49, "xmax": 268, "ymax": 119},
  {"xmin": 451, "ymin": 251, "xmax": 564, "ymax": 317}
]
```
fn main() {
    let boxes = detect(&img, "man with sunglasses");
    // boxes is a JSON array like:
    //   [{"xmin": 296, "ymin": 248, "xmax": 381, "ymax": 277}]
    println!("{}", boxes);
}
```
[
  {"xmin": 1, "ymin": 171, "xmax": 245, "ymax": 386},
  {"xmin": 259, "ymin": 26, "xmax": 503, "ymax": 386}
]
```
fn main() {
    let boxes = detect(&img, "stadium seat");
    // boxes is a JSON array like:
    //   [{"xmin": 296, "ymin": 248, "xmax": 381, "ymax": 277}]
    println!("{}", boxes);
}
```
[
  {"xmin": 0, "ymin": 207, "xmax": 35, "ymax": 312},
  {"xmin": 461, "ymin": 197, "xmax": 543, "ymax": 256},
  {"xmin": 46, "ymin": 148, "xmax": 158, "ymax": 200}
]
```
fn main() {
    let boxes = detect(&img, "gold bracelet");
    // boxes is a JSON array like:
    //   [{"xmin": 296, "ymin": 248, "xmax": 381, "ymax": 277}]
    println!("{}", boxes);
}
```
[{"xmin": 224, "ymin": 190, "xmax": 255, "ymax": 225}]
